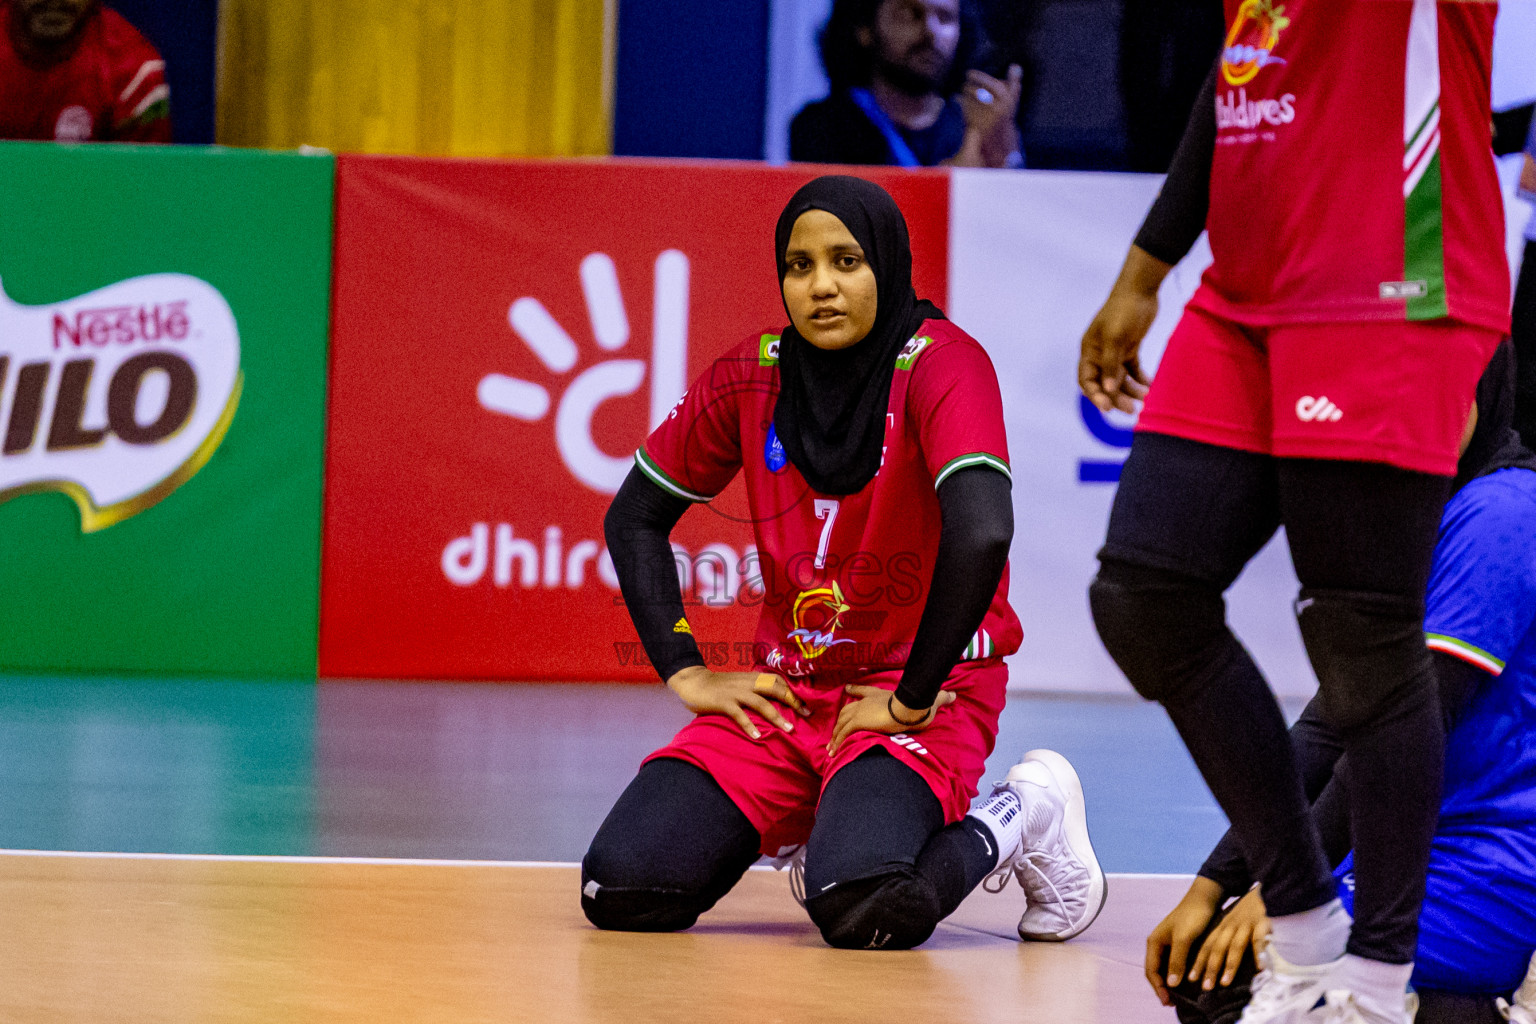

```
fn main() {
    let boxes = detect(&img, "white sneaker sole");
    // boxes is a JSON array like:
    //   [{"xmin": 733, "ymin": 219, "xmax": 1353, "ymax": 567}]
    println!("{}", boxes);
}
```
[{"xmin": 1018, "ymin": 748, "xmax": 1107, "ymax": 942}]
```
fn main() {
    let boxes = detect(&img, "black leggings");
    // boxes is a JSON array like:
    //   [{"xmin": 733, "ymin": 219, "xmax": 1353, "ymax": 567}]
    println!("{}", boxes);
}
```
[
  {"xmin": 1200, "ymin": 647, "xmax": 1487, "ymax": 898},
  {"xmin": 581, "ymin": 749, "xmax": 997, "ymax": 949},
  {"xmin": 1090, "ymin": 432, "xmax": 1448, "ymax": 964}
]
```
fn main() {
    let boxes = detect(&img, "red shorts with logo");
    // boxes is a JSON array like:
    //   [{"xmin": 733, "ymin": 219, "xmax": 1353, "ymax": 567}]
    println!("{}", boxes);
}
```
[
  {"xmin": 1137, "ymin": 307, "xmax": 1501, "ymax": 476},
  {"xmin": 644, "ymin": 659, "xmax": 1007, "ymax": 857}
]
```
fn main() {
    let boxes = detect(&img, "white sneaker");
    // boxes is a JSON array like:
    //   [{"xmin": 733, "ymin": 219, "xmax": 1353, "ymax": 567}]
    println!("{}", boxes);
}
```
[
  {"xmin": 1237, "ymin": 944, "xmax": 1338, "ymax": 1024},
  {"xmin": 982, "ymin": 748, "xmax": 1107, "ymax": 941},
  {"xmin": 767, "ymin": 844, "xmax": 807, "ymax": 907},
  {"xmin": 1319, "ymin": 987, "xmax": 1419, "ymax": 1024},
  {"xmin": 1498, "ymin": 948, "xmax": 1536, "ymax": 1024}
]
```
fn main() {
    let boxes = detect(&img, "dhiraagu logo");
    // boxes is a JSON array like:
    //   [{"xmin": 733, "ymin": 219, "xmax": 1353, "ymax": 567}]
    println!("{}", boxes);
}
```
[
  {"xmin": 0, "ymin": 273, "xmax": 241, "ymax": 532},
  {"xmin": 478, "ymin": 251, "xmax": 689, "ymax": 494}
]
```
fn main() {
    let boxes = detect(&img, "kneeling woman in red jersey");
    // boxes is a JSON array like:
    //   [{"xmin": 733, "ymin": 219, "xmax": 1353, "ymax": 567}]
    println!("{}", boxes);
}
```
[{"xmin": 582, "ymin": 176, "xmax": 1105, "ymax": 950}]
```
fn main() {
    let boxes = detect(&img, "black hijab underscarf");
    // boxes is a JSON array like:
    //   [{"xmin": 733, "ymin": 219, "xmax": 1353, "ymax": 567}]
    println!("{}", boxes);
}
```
[
  {"xmin": 771, "ymin": 175, "xmax": 945, "ymax": 495},
  {"xmin": 1454, "ymin": 337, "xmax": 1536, "ymax": 494}
]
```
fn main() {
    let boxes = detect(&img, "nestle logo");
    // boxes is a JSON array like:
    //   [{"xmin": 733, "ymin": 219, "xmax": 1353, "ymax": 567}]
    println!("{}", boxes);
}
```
[
  {"xmin": 2, "ymin": 273, "xmax": 240, "ymax": 533},
  {"xmin": 52, "ymin": 301, "xmax": 190, "ymax": 349}
]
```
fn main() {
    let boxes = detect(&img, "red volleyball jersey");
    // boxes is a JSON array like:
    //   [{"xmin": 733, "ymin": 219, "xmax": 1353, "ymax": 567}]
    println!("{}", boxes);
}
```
[
  {"xmin": 638, "ymin": 320, "xmax": 1023, "ymax": 682},
  {"xmin": 0, "ymin": 4, "xmax": 170, "ymax": 143},
  {"xmin": 1190, "ymin": 0, "xmax": 1508, "ymax": 332}
]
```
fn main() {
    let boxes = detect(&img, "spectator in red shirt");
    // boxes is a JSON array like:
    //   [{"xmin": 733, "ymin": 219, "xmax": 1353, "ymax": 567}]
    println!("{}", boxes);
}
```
[{"xmin": 1, "ymin": 0, "xmax": 170, "ymax": 142}]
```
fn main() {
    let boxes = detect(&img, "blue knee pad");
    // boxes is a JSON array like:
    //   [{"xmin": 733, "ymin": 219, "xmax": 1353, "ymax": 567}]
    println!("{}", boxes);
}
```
[
  {"xmin": 1296, "ymin": 589, "xmax": 1435, "ymax": 734},
  {"xmin": 1089, "ymin": 564, "xmax": 1233, "ymax": 706}
]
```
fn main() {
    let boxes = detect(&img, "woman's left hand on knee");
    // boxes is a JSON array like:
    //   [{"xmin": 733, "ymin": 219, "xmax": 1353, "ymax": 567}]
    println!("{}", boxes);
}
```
[
  {"xmin": 827, "ymin": 685, "xmax": 956, "ymax": 756},
  {"xmin": 1190, "ymin": 886, "xmax": 1268, "ymax": 991}
]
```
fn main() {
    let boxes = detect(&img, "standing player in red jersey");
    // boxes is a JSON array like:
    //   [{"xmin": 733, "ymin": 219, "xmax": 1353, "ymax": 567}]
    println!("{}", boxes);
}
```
[
  {"xmin": 1, "ymin": 0, "xmax": 170, "ymax": 142},
  {"xmin": 1081, "ymin": 3, "xmax": 1508, "ymax": 1023},
  {"xmin": 583, "ymin": 175, "xmax": 1106, "ymax": 950}
]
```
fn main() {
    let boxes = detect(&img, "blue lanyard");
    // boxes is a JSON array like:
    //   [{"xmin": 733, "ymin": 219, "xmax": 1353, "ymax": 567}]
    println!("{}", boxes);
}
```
[{"xmin": 849, "ymin": 88, "xmax": 923, "ymax": 168}]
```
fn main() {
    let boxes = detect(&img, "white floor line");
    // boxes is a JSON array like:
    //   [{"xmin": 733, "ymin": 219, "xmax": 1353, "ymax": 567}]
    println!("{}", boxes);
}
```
[
  {"xmin": 0, "ymin": 849, "xmax": 578, "ymax": 868},
  {"xmin": 0, "ymin": 848, "xmax": 1193, "ymax": 880},
  {"xmin": 1104, "ymin": 872, "xmax": 1196, "ymax": 880}
]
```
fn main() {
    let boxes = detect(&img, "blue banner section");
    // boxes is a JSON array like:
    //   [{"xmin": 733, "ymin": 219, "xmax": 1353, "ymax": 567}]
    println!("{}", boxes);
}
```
[
  {"xmin": 613, "ymin": 0, "xmax": 770, "ymax": 159},
  {"xmin": 107, "ymin": 0, "xmax": 217, "ymax": 144}
]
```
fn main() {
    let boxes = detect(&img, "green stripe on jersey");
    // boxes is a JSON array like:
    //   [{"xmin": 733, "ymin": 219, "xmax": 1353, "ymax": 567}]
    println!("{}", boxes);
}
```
[
  {"xmin": 635, "ymin": 449, "xmax": 713, "ymax": 502},
  {"xmin": 1404, "ymin": 150, "xmax": 1448, "ymax": 321},
  {"xmin": 1406, "ymin": 102, "xmax": 1436, "ymax": 154},
  {"xmin": 119, "ymin": 98, "xmax": 170, "ymax": 131},
  {"xmin": 961, "ymin": 629, "xmax": 994, "ymax": 662},
  {"xmin": 934, "ymin": 452, "xmax": 1011, "ymax": 490},
  {"xmin": 1402, "ymin": 0, "xmax": 1446, "ymax": 320},
  {"xmin": 1425, "ymin": 633, "xmax": 1504, "ymax": 674}
]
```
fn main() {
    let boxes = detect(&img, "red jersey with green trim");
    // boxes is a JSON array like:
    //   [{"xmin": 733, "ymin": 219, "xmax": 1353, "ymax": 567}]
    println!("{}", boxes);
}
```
[
  {"xmin": 0, "ymin": 5, "xmax": 170, "ymax": 142},
  {"xmin": 638, "ymin": 319, "xmax": 1022, "ymax": 682},
  {"xmin": 1190, "ymin": 0, "xmax": 1508, "ymax": 331}
]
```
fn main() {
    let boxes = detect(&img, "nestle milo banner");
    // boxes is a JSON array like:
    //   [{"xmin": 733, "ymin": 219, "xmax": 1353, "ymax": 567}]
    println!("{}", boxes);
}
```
[{"xmin": 0, "ymin": 143, "xmax": 333, "ymax": 676}]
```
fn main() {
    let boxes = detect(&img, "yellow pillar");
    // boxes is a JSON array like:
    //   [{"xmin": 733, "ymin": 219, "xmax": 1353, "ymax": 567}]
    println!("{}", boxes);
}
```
[{"xmin": 216, "ymin": 0, "xmax": 614, "ymax": 157}]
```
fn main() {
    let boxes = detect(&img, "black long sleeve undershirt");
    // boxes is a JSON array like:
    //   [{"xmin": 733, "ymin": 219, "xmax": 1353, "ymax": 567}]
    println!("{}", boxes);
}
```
[
  {"xmin": 1133, "ymin": 59, "xmax": 1217, "ymax": 267},
  {"xmin": 602, "ymin": 464, "xmax": 1013, "ymax": 710},
  {"xmin": 1196, "ymin": 651, "xmax": 1491, "ymax": 898},
  {"xmin": 603, "ymin": 469, "xmax": 702, "ymax": 683},
  {"xmin": 893, "ymin": 467, "xmax": 1013, "ymax": 710}
]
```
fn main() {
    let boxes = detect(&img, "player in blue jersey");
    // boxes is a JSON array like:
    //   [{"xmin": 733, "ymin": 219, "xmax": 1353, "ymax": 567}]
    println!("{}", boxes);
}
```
[{"xmin": 1145, "ymin": 340, "xmax": 1536, "ymax": 1024}]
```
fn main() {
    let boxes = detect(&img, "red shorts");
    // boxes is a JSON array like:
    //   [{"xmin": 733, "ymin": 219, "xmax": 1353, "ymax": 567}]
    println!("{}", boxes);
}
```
[
  {"xmin": 644, "ymin": 659, "xmax": 1007, "ymax": 857},
  {"xmin": 1138, "ymin": 307, "xmax": 1501, "ymax": 476}
]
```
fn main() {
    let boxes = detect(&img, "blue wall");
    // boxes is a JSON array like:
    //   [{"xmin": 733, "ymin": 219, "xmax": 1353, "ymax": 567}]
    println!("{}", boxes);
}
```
[
  {"xmin": 107, "ymin": 0, "xmax": 218, "ymax": 145},
  {"xmin": 614, "ymin": 0, "xmax": 770, "ymax": 160}
]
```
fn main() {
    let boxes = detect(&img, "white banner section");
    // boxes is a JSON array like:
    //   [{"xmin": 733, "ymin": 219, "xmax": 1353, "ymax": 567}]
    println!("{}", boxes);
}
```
[{"xmin": 949, "ymin": 170, "xmax": 1312, "ymax": 696}]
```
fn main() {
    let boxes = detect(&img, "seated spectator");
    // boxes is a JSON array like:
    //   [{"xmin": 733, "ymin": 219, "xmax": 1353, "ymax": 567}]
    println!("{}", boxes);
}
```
[
  {"xmin": 1145, "ymin": 342, "xmax": 1536, "ymax": 1024},
  {"xmin": 790, "ymin": 0, "xmax": 1020, "ymax": 168},
  {"xmin": 1, "ymin": 0, "xmax": 170, "ymax": 142}
]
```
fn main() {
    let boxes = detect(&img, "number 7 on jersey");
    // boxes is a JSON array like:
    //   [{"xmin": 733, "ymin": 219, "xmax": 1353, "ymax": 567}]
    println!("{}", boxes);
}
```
[{"xmin": 813, "ymin": 499, "xmax": 840, "ymax": 570}]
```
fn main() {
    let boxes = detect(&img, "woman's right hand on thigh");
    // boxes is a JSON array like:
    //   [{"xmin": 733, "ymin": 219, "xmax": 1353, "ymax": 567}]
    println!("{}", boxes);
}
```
[
  {"xmin": 1144, "ymin": 875, "xmax": 1225, "ymax": 1006},
  {"xmin": 666, "ymin": 667, "xmax": 809, "ymax": 740}
]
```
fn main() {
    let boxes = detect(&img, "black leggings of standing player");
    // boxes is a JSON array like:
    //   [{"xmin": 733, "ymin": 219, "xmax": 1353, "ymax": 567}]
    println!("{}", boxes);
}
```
[{"xmin": 1092, "ymin": 439, "xmax": 1446, "ymax": 966}]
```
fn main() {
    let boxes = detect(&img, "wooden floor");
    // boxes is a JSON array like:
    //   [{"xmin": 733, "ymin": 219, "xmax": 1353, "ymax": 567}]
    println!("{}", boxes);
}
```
[{"xmin": 0, "ymin": 853, "xmax": 1186, "ymax": 1023}]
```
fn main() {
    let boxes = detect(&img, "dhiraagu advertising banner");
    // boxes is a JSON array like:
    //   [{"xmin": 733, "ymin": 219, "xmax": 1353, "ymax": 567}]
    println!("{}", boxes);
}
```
[{"xmin": 0, "ymin": 142, "xmax": 333, "ymax": 676}]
